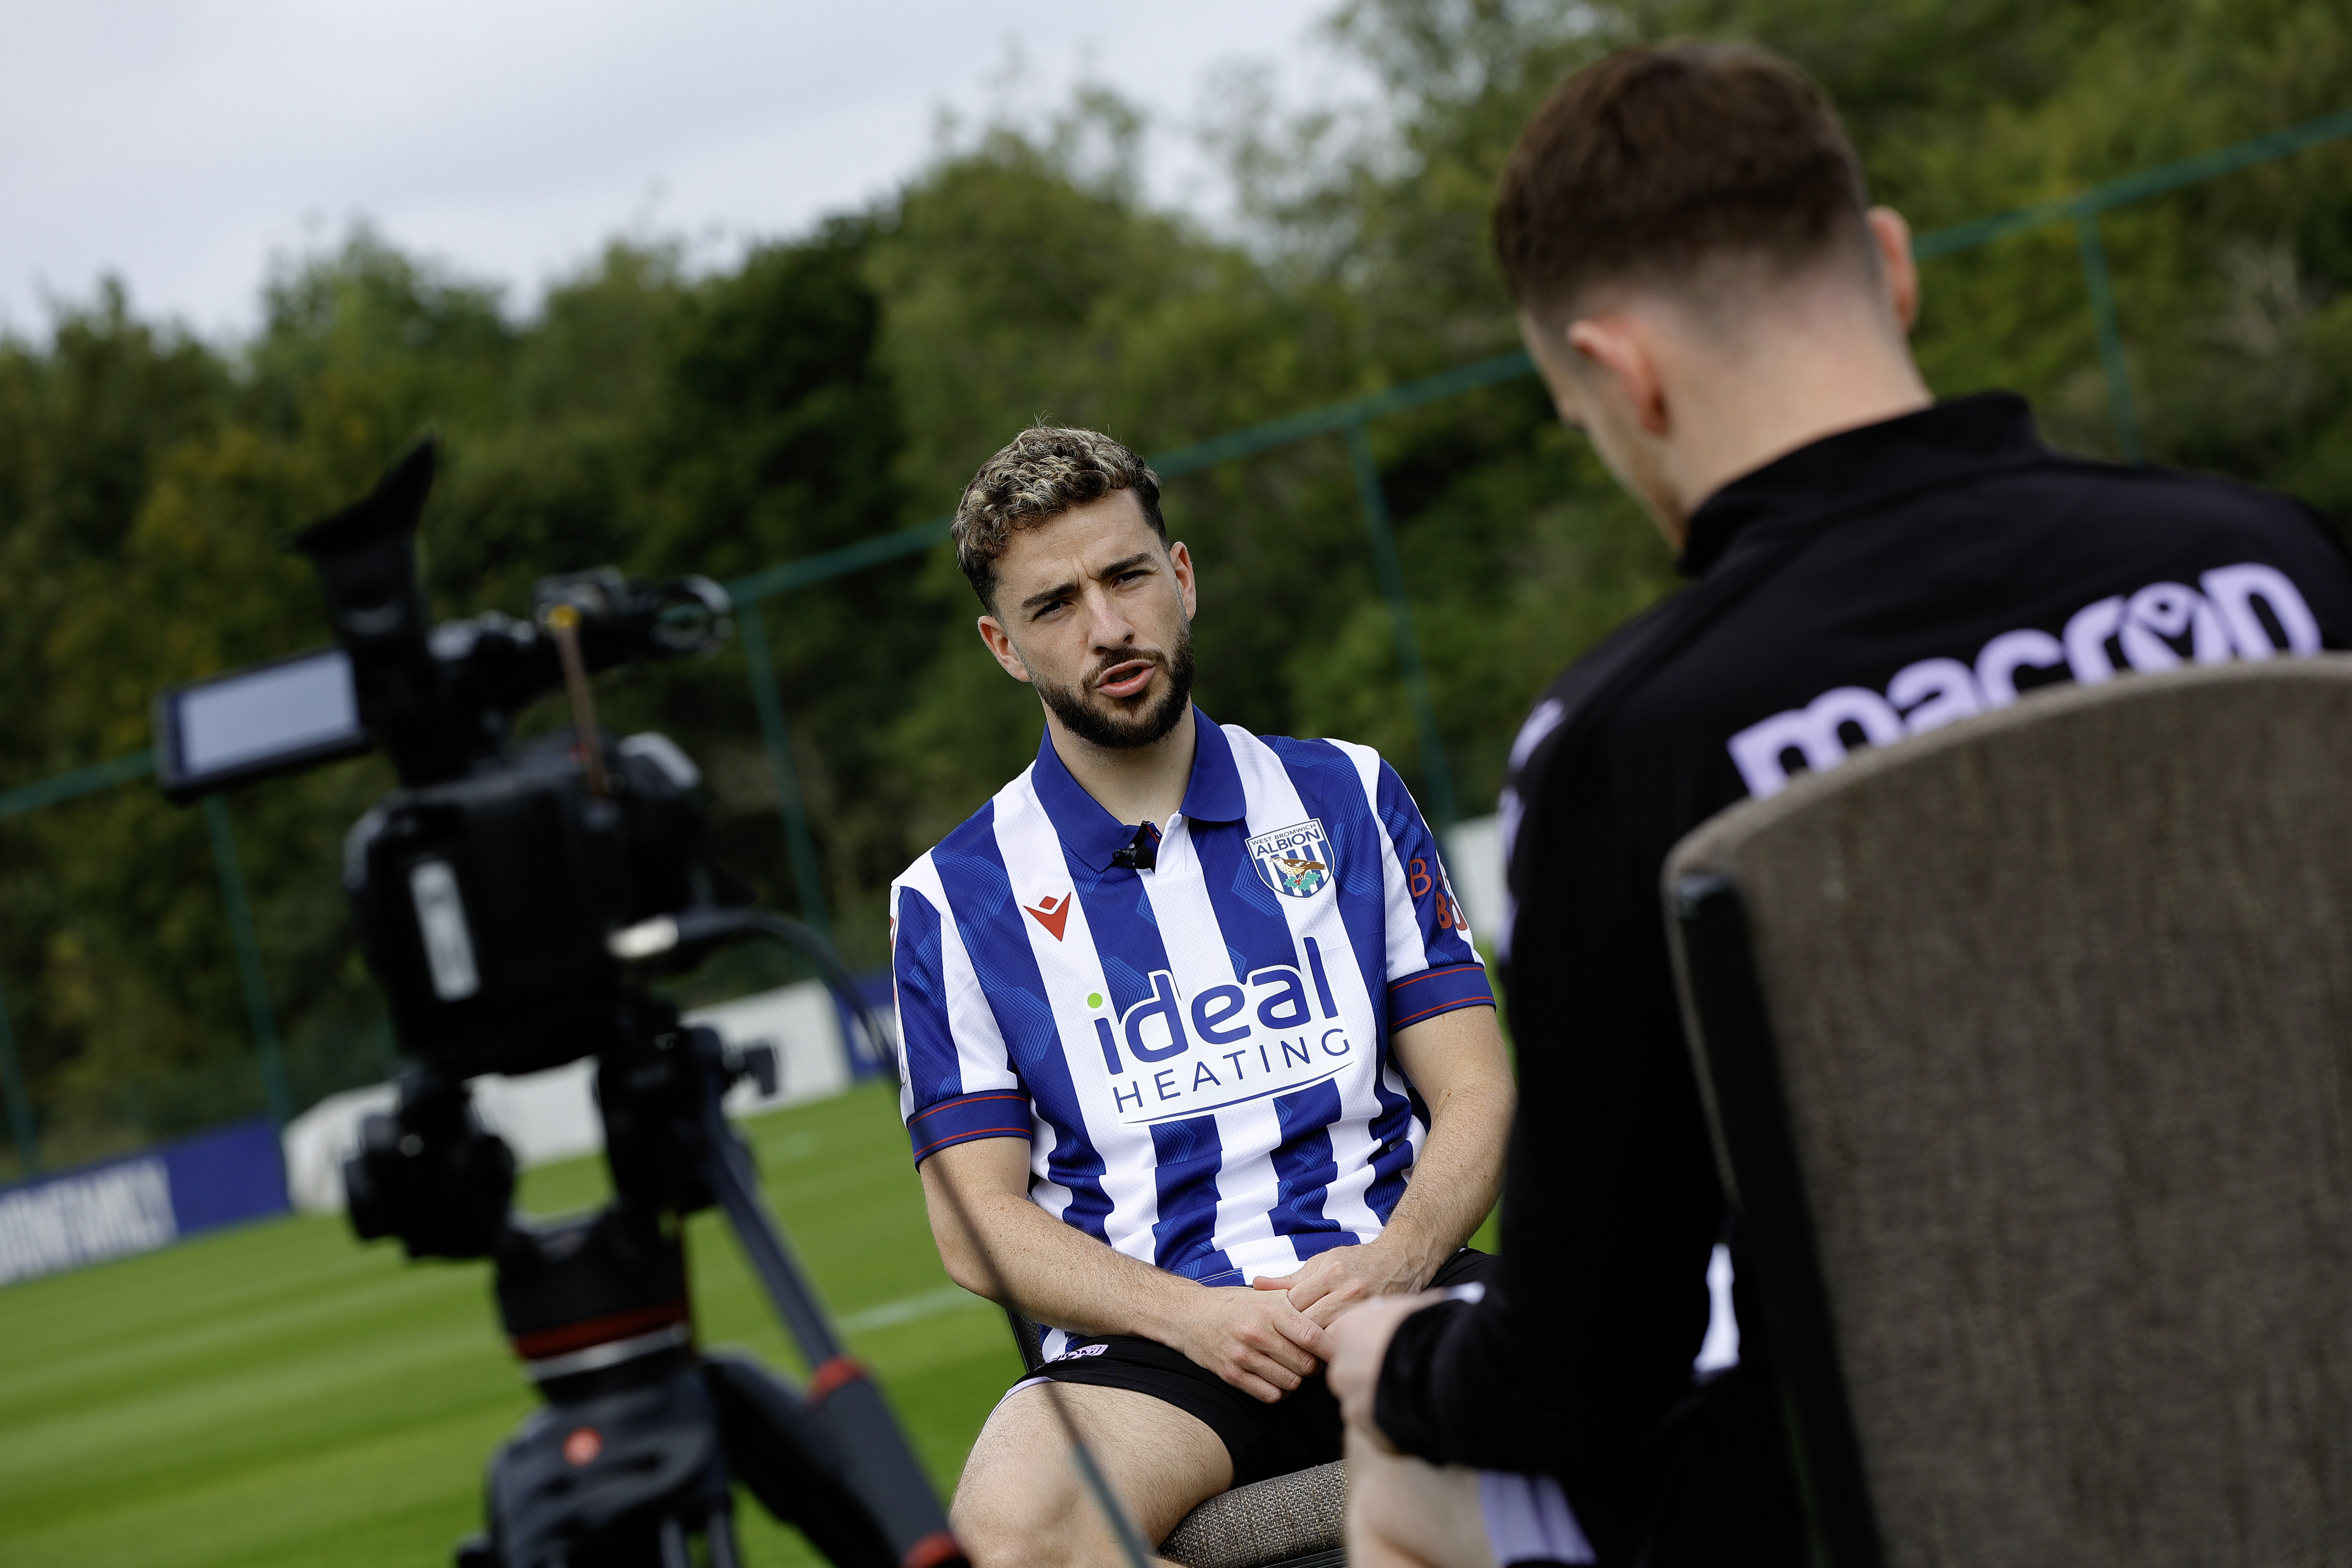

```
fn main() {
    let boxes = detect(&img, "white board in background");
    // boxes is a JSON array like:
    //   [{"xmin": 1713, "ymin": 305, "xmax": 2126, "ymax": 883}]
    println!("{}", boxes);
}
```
[{"xmin": 1441, "ymin": 814, "xmax": 1504, "ymax": 948}]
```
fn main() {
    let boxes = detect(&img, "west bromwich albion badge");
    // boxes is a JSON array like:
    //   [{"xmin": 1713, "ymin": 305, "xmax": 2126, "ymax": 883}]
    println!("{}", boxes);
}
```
[{"xmin": 1249, "ymin": 819, "xmax": 1334, "ymax": 899}]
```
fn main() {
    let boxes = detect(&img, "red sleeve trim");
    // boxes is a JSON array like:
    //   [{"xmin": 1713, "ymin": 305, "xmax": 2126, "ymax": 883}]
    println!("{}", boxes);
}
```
[
  {"xmin": 1385, "ymin": 961, "xmax": 1496, "ymax": 1031},
  {"xmin": 908, "ymin": 1090, "xmax": 1034, "ymax": 1164}
]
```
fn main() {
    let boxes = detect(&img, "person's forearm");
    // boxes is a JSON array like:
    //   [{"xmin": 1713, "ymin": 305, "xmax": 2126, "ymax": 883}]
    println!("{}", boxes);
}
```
[
  {"xmin": 923, "ymin": 1140, "xmax": 1332, "ymax": 1399},
  {"xmin": 1371, "ymin": 1002, "xmax": 1516, "ymax": 1282},
  {"xmin": 1375, "ymin": 1289, "xmax": 1578, "ymax": 1472},
  {"xmin": 927, "ymin": 1162, "xmax": 1204, "ymax": 1340},
  {"xmin": 1375, "ymin": 1067, "xmax": 1513, "ymax": 1280}
]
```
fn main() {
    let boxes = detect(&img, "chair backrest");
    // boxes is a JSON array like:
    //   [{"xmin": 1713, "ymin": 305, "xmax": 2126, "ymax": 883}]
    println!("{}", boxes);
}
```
[{"xmin": 1664, "ymin": 658, "xmax": 2352, "ymax": 1568}]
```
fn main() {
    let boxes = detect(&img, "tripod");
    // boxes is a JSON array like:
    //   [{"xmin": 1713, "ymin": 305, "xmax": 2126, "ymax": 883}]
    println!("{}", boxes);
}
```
[{"xmin": 347, "ymin": 986, "xmax": 965, "ymax": 1568}]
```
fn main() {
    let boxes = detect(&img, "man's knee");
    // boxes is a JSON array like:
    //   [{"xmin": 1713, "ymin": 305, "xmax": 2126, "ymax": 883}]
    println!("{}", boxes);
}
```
[
  {"xmin": 952, "ymin": 1469, "xmax": 1075, "ymax": 1565},
  {"xmin": 953, "ymin": 1388, "xmax": 1086, "ymax": 1562},
  {"xmin": 954, "ymin": 1382, "xmax": 1232, "ymax": 1566}
]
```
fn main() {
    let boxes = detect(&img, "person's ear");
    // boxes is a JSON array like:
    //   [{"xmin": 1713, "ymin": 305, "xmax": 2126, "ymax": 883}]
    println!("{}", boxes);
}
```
[
  {"xmin": 1565, "ymin": 316, "xmax": 1668, "ymax": 436},
  {"xmin": 976, "ymin": 614, "xmax": 1032, "ymax": 683},
  {"xmin": 1168, "ymin": 540, "xmax": 1197, "ymax": 621},
  {"xmin": 1518, "ymin": 312, "xmax": 1587, "ymax": 429},
  {"xmin": 1867, "ymin": 207, "xmax": 1920, "ymax": 332}
]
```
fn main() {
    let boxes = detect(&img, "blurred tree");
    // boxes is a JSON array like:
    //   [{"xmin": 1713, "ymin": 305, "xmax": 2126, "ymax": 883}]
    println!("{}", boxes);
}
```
[{"xmin": 631, "ymin": 217, "xmax": 913, "ymax": 957}]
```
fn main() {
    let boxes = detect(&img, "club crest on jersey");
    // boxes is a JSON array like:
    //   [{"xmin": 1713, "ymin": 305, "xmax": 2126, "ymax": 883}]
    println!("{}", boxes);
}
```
[{"xmin": 1248, "ymin": 820, "xmax": 1334, "ymax": 899}]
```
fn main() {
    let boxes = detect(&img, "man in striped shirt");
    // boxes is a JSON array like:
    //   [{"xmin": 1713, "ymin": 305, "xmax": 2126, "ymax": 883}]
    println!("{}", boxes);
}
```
[{"xmin": 892, "ymin": 427, "xmax": 1516, "ymax": 1566}]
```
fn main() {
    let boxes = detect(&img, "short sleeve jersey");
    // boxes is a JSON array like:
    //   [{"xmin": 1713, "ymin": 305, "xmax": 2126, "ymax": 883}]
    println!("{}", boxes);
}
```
[{"xmin": 890, "ymin": 710, "xmax": 1491, "ymax": 1289}]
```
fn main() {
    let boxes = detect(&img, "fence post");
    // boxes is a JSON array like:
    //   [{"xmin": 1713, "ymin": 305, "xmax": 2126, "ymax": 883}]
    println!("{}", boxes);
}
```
[
  {"xmin": 0, "ymin": 976, "xmax": 38, "ymax": 1175},
  {"xmin": 1344, "ymin": 421, "xmax": 1461, "ymax": 828},
  {"xmin": 735, "ymin": 597, "xmax": 832, "ymax": 934},
  {"xmin": 2073, "ymin": 210, "xmax": 2144, "ymax": 462},
  {"xmin": 202, "ymin": 794, "xmax": 291, "ymax": 1127}
]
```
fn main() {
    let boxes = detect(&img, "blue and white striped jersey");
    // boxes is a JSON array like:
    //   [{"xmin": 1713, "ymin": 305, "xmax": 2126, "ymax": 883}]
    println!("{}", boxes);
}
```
[{"xmin": 890, "ymin": 709, "xmax": 1492, "ymax": 1292}]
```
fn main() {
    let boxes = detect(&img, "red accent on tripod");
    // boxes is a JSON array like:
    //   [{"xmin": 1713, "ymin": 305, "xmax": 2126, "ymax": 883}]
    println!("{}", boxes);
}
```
[
  {"xmin": 510, "ymin": 1298, "xmax": 691, "ymax": 1360},
  {"xmin": 901, "ymin": 1529, "xmax": 963, "ymax": 1568},
  {"xmin": 806, "ymin": 1354, "xmax": 867, "ymax": 1403}
]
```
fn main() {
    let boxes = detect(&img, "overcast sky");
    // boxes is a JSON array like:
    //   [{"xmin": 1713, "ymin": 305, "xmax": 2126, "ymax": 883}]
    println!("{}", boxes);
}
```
[{"xmin": 0, "ymin": 0, "xmax": 1363, "ymax": 343}]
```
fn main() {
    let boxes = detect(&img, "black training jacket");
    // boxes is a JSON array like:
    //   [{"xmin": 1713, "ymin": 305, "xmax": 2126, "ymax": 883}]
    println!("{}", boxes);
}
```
[{"xmin": 1374, "ymin": 394, "xmax": 2352, "ymax": 1556}]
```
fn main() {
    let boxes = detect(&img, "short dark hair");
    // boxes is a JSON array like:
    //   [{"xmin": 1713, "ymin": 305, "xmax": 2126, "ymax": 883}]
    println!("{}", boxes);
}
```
[
  {"xmin": 954, "ymin": 426, "xmax": 1168, "ymax": 609},
  {"xmin": 1493, "ymin": 43, "xmax": 1872, "ymax": 321}
]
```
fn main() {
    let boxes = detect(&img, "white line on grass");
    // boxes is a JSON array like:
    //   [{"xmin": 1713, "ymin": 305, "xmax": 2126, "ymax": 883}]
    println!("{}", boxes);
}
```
[{"xmin": 836, "ymin": 1285, "xmax": 992, "ymax": 1335}]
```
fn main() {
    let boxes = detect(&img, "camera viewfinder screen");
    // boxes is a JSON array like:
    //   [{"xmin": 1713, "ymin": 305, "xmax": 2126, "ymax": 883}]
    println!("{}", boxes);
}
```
[{"xmin": 169, "ymin": 647, "xmax": 363, "ymax": 786}]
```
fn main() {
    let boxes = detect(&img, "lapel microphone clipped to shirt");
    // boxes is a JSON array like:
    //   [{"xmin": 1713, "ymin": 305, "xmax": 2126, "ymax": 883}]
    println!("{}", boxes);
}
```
[{"xmin": 1109, "ymin": 822, "xmax": 1161, "ymax": 870}]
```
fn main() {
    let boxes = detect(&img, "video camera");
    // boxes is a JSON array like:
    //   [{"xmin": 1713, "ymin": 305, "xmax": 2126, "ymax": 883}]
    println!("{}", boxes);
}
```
[
  {"xmin": 157, "ymin": 439, "xmax": 743, "ymax": 1079},
  {"xmin": 157, "ymin": 441, "xmax": 961, "ymax": 1568}
]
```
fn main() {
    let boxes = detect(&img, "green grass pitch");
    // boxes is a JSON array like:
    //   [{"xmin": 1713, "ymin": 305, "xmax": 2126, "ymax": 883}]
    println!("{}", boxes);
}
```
[{"xmin": 0, "ymin": 1081, "xmax": 1021, "ymax": 1568}]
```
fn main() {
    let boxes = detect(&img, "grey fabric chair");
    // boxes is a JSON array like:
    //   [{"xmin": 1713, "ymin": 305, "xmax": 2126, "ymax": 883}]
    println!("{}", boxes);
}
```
[
  {"xmin": 1664, "ymin": 657, "xmax": 2352, "ymax": 1568},
  {"xmin": 1006, "ymin": 1312, "xmax": 1348, "ymax": 1568}
]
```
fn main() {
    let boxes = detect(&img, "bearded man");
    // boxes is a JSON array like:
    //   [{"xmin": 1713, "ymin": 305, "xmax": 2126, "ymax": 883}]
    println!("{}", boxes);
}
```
[{"xmin": 889, "ymin": 426, "xmax": 1516, "ymax": 1567}]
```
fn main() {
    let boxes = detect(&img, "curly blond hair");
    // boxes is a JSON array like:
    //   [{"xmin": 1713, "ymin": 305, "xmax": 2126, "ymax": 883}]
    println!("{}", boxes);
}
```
[{"xmin": 953, "ymin": 426, "xmax": 1166, "ymax": 609}]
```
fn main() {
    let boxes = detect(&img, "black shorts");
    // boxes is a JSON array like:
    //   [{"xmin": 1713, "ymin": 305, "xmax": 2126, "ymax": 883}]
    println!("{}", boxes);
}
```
[{"xmin": 1016, "ymin": 1248, "xmax": 1499, "ymax": 1486}]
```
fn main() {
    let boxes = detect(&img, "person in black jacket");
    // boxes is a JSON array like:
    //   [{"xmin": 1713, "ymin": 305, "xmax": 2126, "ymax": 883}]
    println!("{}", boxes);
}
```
[{"xmin": 1323, "ymin": 40, "xmax": 2352, "ymax": 1568}]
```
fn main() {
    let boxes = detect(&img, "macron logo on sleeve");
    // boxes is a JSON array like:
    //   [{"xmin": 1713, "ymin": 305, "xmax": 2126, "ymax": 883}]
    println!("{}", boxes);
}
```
[
  {"xmin": 1025, "ymin": 892, "xmax": 1074, "ymax": 941},
  {"xmin": 1726, "ymin": 562, "xmax": 2322, "ymax": 799}
]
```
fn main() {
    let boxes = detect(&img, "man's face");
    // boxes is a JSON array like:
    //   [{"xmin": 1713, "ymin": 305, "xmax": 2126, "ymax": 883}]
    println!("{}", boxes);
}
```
[{"xmin": 977, "ymin": 490, "xmax": 1198, "ymax": 750}]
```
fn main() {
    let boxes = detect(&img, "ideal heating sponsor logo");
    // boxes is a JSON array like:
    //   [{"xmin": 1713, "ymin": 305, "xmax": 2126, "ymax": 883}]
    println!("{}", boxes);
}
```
[
  {"xmin": 1082, "ymin": 937, "xmax": 1357, "ymax": 1125},
  {"xmin": 1727, "ymin": 563, "xmax": 2322, "ymax": 800}
]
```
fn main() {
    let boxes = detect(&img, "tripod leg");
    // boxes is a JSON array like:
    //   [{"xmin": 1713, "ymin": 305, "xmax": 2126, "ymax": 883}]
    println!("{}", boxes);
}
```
[
  {"xmin": 704, "ymin": 1351, "xmax": 898, "ymax": 1568},
  {"xmin": 692, "ymin": 1055, "xmax": 960, "ymax": 1568},
  {"xmin": 705, "ymin": 1504, "xmax": 742, "ymax": 1568},
  {"xmin": 657, "ymin": 1515, "xmax": 691, "ymax": 1568}
]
